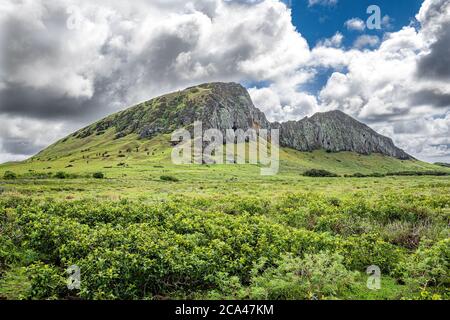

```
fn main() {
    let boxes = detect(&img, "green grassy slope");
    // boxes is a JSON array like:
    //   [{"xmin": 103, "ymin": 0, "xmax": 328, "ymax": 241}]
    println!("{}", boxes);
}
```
[
  {"xmin": 0, "ymin": 126, "xmax": 446, "ymax": 179},
  {"xmin": 1, "ymin": 127, "xmax": 449, "ymax": 301}
]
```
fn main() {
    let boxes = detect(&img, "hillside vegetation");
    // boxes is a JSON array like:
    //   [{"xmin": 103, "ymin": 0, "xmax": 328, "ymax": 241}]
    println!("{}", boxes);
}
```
[
  {"xmin": 0, "ymin": 82, "xmax": 448, "ymax": 300},
  {"xmin": 0, "ymin": 129, "xmax": 445, "ymax": 180},
  {"xmin": 0, "ymin": 182, "xmax": 449, "ymax": 300},
  {"xmin": 0, "ymin": 138, "xmax": 449, "ymax": 300}
]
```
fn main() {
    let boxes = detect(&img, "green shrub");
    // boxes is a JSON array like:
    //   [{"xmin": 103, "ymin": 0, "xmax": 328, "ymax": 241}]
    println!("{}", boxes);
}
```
[
  {"xmin": 247, "ymin": 252, "xmax": 357, "ymax": 300},
  {"xmin": 386, "ymin": 171, "xmax": 449, "ymax": 177},
  {"xmin": 370, "ymin": 173, "xmax": 386, "ymax": 178},
  {"xmin": 352, "ymin": 173, "xmax": 366, "ymax": 178},
  {"xmin": 160, "ymin": 175, "xmax": 179, "ymax": 182},
  {"xmin": 54, "ymin": 171, "xmax": 68, "ymax": 179},
  {"xmin": 22, "ymin": 172, "xmax": 53, "ymax": 179},
  {"xmin": 1, "ymin": 190, "xmax": 448, "ymax": 300},
  {"xmin": 3, "ymin": 171, "xmax": 17, "ymax": 180},
  {"xmin": 399, "ymin": 239, "xmax": 450, "ymax": 289},
  {"xmin": 345, "ymin": 172, "xmax": 386, "ymax": 178},
  {"xmin": 0, "ymin": 221, "xmax": 19, "ymax": 274},
  {"xmin": 93, "ymin": 172, "xmax": 105, "ymax": 179},
  {"xmin": 341, "ymin": 233, "xmax": 404, "ymax": 273},
  {"xmin": 303, "ymin": 169, "xmax": 339, "ymax": 177},
  {"xmin": 26, "ymin": 262, "xmax": 67, "ymax": 300}
]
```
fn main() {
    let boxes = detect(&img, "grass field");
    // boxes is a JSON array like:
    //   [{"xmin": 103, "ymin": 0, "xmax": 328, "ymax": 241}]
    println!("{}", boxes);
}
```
[{"xmin": 0, "ymin": 136, "xmax": 449, "ymax": 300}]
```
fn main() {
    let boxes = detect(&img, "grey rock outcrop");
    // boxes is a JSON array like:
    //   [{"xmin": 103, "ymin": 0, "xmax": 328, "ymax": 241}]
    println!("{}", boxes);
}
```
[
  {"xmin": 274, "ymin": 110, "xmax": 412, "ymax": 159},
  {"xmin": 187, "ymin": 82, "xmax": 272, "ymax": 133}
]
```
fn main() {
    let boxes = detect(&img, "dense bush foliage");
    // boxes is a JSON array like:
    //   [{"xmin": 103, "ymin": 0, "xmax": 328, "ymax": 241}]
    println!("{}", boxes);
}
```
[
  {"xmin": 3, "ymin": 171, "xmax": 17, "ymax": 180},
  {"xmin": 160, "ymin": 175, "xmax": 179, "ymax": 182},
  {"xmin": 93, "ymin": 172, "xmax": 105, "ymax": 179},
  {"xmin": 0, "ymin": 191, "xmax": 448, "ymax": 300},
  {"xmin": 245, "ymin": 253, "xmax": 357, "ymax": 300},
  {"xmin": 54, "ymin": 172, "xmax": 69, "ymax": 179},
  {"xmin": 345, "ymin": 173, "xmax": 386, "ymax": 178},
  {"xmin": 344, "ymin": 171, "xmax": 450, "ymax": 178},
  {"xmin": 386, "ymin": 171, "xmax": 450, "ymax": 177},
  {"xmin": 303, "ymin": 169, "xmax": 339, "ymax": 177}
]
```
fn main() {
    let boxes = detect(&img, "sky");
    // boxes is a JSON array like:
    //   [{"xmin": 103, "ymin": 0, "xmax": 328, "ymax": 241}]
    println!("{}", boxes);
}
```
[
  {"xmin": 0, "ymin": 0, "xmax": 449, "ymax": 163},
  {"xmin": 291, "ymin": 0, "xmax": 424, "ymax": 92}
]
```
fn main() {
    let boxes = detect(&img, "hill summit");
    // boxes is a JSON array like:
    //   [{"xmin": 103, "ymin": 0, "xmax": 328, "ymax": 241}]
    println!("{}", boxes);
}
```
[{"xmin": 67, "ymin": 82, "xmax": 411, "ymax": 160}]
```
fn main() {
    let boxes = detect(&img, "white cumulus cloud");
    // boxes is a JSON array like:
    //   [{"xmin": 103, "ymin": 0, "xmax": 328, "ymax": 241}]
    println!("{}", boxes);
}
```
[
  {"xmin": 0, "ymin": 0, "xmax": 449, "ymax": 163},
  {"xmin": 344, "ymin": 18, "xmax": 366, "ymax": 31}
]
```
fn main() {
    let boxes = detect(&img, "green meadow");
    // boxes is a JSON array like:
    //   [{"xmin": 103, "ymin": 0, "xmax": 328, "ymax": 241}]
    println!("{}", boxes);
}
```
[{"xmin": 0, "ymin": 134, "xmax": 449, "ymax": 300}]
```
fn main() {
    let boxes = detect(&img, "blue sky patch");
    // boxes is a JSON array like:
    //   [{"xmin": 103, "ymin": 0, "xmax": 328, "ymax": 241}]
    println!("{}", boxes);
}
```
[{"xmin": 289, "ymin": 0, "xmax": 423, "ymax": 48}]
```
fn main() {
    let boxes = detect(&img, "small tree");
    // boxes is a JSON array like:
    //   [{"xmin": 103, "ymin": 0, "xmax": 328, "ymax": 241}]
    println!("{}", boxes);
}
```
[
  {"xmin": 3, "ymin": 171, "xmax": 17, "ymax": 180},
  {"xmin": 54, "ymin": 171, "xmax": 68, "ymax": 179},
  {"xmin": 160, "ymin": 175, "xmax": 179, "ymax": 182},
  {"xmin": 93, "ymin": 172, "xmax": 105, "ymax": 179}
]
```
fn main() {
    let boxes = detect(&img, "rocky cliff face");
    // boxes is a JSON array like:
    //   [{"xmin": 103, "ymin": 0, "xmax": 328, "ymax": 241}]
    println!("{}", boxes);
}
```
[
  {"xmin": 186, "ymin": 82, "xmax": 272, "ymax": 133},
  {"xmin": 274, "ymin": 110, "xmax": 412, "ymax": 159},
  {"xmin": 73, "ymin": 82, "xmax": 412, "ymax": 159}
]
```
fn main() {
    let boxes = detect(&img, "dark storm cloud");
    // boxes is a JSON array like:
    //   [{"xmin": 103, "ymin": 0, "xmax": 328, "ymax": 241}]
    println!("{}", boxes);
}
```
[
  {"xmin": 0, "ymin": 84, "xmax": 89, "ymax": 120},
  {"xmin": 0, "ymin": 0, "xmax": 287, "ymax": 125},
  {"xmin": 358, "ymin": 108, "xmax": 411, "ymax": 124},
  {"xmin": 410, "ymin": 89, "xmax": 450, "ymax": 108},
  {"xmin": 393, "ymin": 120, "xmax": 426, "ymax": 134},
  {"xmin": 0, "ymin": 2, "xmax": 105, "ymax": 121},
  {"xmin": 1, "ymin": 137, "xmax": 44, "ymax": 156},
  {"xmin": 133, "ymin": 32, "xmax": 198, "ymax": 84},
  {"xmin": 0, "ymin": 1, "xmax": 212, "ymax": 126},
  {"xmin": 0, "ymin": 76, "xmax": 132, "ymax": 122},
  {"xmin": 1, "ymin": 5, "xmax": 66, "ymax": 77},
  {"xmin": 416, "ymin": 22, "xmax": 450, "ymax": 80}
]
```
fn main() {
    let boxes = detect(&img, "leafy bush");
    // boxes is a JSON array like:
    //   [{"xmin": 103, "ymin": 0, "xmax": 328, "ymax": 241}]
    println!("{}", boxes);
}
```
[
  {"xmin": 27, "ymin": 262, "xmax": 67, "ymax": 300},
  {"xmin": 386, "ymin": 171, "xmax": 449, "ymax": 177},
  {"xmin": 341, "ymin": 233, "xmax": 403, "ymax": 273},
  {"xmin": 303, "ymin": 169, "xmax": 339, "ymax": 177},
  {"xmin": 21, "ymin": 172, "xmax": 53, "ymax": 179},
  {"xmin": 160, "ymin": 175, "xmax": 179, "ymax": 182},
  {"xmin": 93, "ymin": 172, "xmax": 105, "ymax": 179},
  {"xmin": 352, "ymin": 172, "xmax": 366, "ymax": 178},
  {"xmin": 370, "ymin": 172, "xmax": 386, "ymax": 178},
  {"xmin": 54, "ymin": 171, "xmax": 68, "ymax": 179},
  {"xmin": 247, "ymin": 252, "xmax": 357, "ymax": 300},
  {"xmin": 0, "ymin": 189, "xmax": 448, "ymax": 300},
  {"xmin": 398, "ymin": 239, "xmax": 450, "ymax": 290},
  {"xmin": 345, "ymin": 172, "xmax": 386, "ymax": 178},
  {"xmin": 3, "ymin": 171, "xmax": 17, "ymax": 180},
  {"xmin": 0, "ymin": 210, "xmax": 19, "ymax": 274}
]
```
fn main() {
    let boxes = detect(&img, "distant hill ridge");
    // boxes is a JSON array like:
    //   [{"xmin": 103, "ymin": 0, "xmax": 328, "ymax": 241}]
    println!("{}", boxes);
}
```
[{"xmin": 62, "ymin": 82, "xmax": 411, "ymax": 159}]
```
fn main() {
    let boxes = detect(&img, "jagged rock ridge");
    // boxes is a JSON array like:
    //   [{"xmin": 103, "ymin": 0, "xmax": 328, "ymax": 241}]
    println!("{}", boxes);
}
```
[
  {"xmin": 273, "ymin": 110, "xmax": 411, "ymax": 159},
  {"xmin": 72, "ymin": 82, "xmax": 412, "ymax": 160}
]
